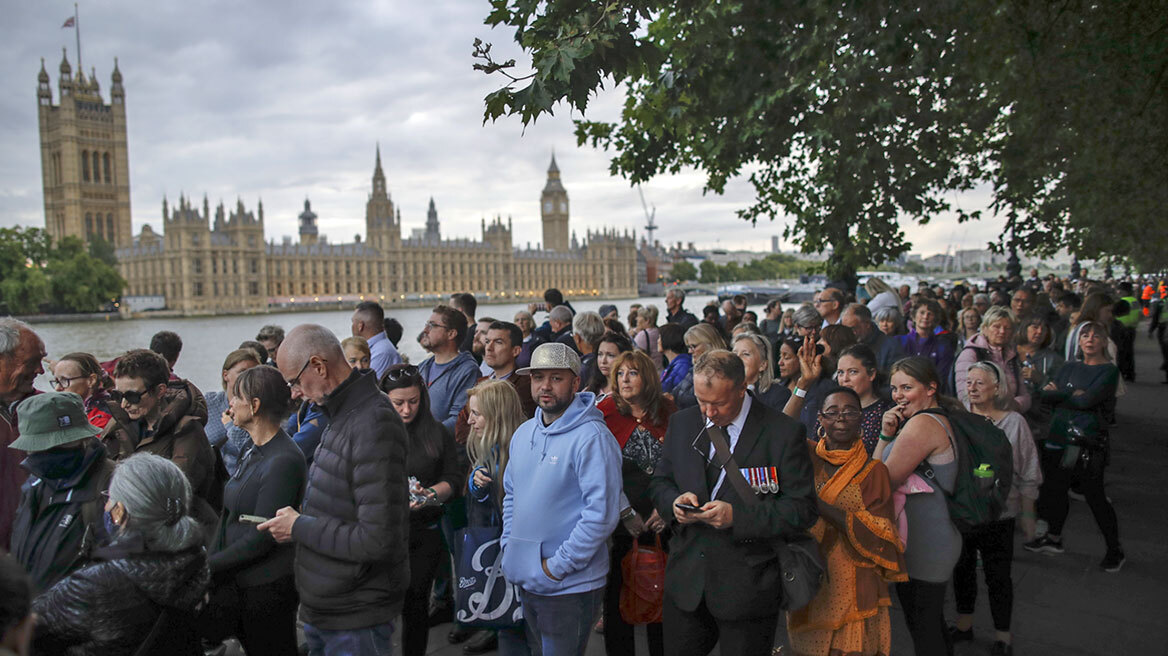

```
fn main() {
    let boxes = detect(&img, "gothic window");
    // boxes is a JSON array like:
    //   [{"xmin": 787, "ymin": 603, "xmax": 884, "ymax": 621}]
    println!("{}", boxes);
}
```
[
  {"xmin": 250, "ymin": 259, "xmax": 258, "ymax": 274},
  {"xmin": 193, "ymin": 282, "xmax": 203, "ymax": 297},
  {"xmin": 103, "ymin": 153, "xmax": 111, "ymax": 183},
  {"xmin": 82, "ymin": 151, "xmax": 90, "ymax": 182},
  {"xmin": 249, "ymin": 282, "xmax": 259, "ymax": 295},
  {"xmin": 193, "ymin": 260, "xmax": 202, "ymax": 274},
  {"xmin": 106, "ymin": 214, "xmax": 114, "ymax": 241},
  {"xmin": 95, "ymin": 215, "xmax": 104, "ymax": 239},
  {"xmin": 212, "ymin": 260, "xmax": 218, "ymax": 274},
  {"xmin": 85, "ymin": 213, "xmax": 93, "ymax": 237},
  {"xmin": 92, "ymin": 152, "xmax": 101, "ymax": 182}
]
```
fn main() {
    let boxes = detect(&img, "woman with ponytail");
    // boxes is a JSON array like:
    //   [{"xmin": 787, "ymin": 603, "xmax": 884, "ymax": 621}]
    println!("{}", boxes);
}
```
[
  {"xmin": 33, "ymin": 453, "xmax": 211, "ymax": 655},
  {"xmin": 873, "ymin": 356, "xmax": 963, "ymax": 656}
]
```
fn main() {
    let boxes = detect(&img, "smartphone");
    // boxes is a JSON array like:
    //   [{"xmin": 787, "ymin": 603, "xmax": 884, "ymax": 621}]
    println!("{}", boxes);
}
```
[
  {"xmin": 239, "ymin": 514, "xmax": 269, "ymax": 524},
  {"xmin": 674, "ymin": 502, "xmax": 702, "ymax": 513}
]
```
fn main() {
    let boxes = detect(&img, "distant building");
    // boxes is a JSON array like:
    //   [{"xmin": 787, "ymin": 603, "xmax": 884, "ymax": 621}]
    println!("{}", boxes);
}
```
[
  {"xmin": 38, "ymin": 56, "xmax": 638, "ymax": 315},
  {"xmin": 115, "ymin": 153, "xmax": 638, "ymax": 314},
  {"xmin": 37, "ymin": 52, "xmax": 131, "ymax": 247},
  {"xmin": 771, "ymin": 236, "xmax": 780, "ymax": 253}
]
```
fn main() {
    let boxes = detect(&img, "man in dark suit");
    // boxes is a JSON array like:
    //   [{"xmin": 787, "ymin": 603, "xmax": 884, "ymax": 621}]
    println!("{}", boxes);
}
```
[{"xmin": 649, "ymin": 350, "xmax": 817, "ymax": 656}]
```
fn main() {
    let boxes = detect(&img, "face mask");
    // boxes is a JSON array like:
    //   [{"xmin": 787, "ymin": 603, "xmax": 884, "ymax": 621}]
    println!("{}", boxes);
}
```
[
  {"xmin": 103, "ymin": 506, "xmax": 121, "ymax": 540},
  {"xmin": 25, "ymin": 446, "xmax": 87, "ymax": 480}
]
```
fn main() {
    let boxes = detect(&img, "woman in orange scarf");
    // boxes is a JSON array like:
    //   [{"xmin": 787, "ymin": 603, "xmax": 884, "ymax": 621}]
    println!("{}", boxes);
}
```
[{"xmin": 788, "ymin": 387, "xmax": 906, "ymax": 656}]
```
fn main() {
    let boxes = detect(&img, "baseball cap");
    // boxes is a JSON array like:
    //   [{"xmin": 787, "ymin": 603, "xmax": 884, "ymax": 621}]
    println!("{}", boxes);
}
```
[{"xmin": 516, "ymin": 342, "xmax": 581, "ymax": 376}]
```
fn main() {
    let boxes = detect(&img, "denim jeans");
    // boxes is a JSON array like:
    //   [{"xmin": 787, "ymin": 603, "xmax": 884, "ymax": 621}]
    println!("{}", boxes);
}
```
[
  {"xmin": 521, "ymin": 587, "xmax": 604, "ymax": 656},
  {"xmin": 303, "ymin": 621, "xmax": 394, "ymax": 656}
]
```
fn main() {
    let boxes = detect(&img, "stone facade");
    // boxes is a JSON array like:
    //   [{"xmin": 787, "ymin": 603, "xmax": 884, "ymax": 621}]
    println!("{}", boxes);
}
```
[
  {"xmin": 115, "ymin": 153, "xmax": 637, "ymax": 314},
  {"xmin": 37, "ymin": 53, "xmax": 132, "ymax": 247},
  {"xmin": 39, "ymin": 56, "xmax": 638, "ymax": 315}
]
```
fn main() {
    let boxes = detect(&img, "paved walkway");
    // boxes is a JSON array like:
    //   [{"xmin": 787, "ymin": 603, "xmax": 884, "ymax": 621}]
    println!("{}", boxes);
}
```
[{"xmin": 410, "ymin": 337, "xmax": 1168, "ymax": 655}]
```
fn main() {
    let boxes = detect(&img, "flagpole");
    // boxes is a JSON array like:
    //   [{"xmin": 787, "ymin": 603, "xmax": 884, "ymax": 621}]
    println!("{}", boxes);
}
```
[{"xmin": 74, "ymin": 3, "xmax": 82, "ymax": 78}]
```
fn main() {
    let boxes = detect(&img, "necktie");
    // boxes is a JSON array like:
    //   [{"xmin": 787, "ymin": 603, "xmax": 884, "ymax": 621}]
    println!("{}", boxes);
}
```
[{"xmin": 705, "ymin": 425, "xmax": 733, "ymax": 494}]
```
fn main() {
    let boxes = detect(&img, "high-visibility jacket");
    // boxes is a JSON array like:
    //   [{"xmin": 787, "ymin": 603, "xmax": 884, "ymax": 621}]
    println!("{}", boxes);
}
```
[{"xmin": 1117, "ymin": 296, "xmax": 1140, "ymax": 327}]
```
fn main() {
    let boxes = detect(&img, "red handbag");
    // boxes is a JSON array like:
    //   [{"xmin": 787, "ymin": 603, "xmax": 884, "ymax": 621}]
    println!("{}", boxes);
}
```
[{"xmin": 619, "ymin": 535, "xmax": 667, "ymax": 625}]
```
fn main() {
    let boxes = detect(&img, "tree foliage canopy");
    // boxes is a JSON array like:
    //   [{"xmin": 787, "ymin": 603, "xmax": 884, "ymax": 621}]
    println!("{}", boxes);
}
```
[
  {"xmin": 0, "ymin": 227, "xmax": 125, "ymax": 314},
  {"xmin": 476, "ymin": 0, "xmax": 1168, "ymax": 277}
]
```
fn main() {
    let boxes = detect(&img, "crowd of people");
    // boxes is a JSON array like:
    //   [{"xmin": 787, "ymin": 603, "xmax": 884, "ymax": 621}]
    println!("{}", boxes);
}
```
[{"xmin": 0, "ymin": 271, "xmax": 1160, "ymax": 656}]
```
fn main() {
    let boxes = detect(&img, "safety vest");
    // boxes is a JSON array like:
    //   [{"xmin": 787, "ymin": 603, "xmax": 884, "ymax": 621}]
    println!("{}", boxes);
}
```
[{"xmin": 1117, "ymin": 296, "xmax": 1140, "ymax": 327}]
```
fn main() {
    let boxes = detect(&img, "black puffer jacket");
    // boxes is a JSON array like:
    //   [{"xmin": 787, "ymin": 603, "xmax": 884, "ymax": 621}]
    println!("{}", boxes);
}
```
[
  {"xmin": 32, "ymin": 535, "xmax": 210, "ymax": 656},
  {"xmin": 291, "ymin": 368, "xmax": 409, "ymax": 630}
]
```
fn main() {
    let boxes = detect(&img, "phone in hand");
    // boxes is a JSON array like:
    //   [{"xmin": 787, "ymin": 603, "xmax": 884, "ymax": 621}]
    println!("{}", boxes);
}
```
[
  {"xmin": 239, "ymin": 514, "xmax": 269, "ymax": 524},
  {"xmin": 675, "ymin": 502, "xmax": 702, "ymax": 513}
]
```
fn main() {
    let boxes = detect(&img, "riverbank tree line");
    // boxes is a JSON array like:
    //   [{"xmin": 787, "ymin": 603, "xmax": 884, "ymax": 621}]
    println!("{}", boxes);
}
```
[{"xmin": 0, "ymin": 226, "xmax": 125, "ymax": 315}]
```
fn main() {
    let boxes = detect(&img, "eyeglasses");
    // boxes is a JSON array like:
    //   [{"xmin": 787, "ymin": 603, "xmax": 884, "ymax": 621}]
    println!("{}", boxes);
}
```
[
  {"xmin": 424, "ymin": 321, "xmax": 449, "ymax": 332},
  {"xmin": 109, "ymin": 388, "xmax": 150, "ymax": 405},
  {"xmin": 50, "ymin": 375, "xmax": 84, "ymax": 389},
  {"xmin": 384, "ymin": 365, "xmax": 420, "ymax": 383},
  {"xmin": 286, "ymin": 358, "xmax": 312, "ymax": 389},
  {"xmin": 818, "ymin": 409, "xmax": 862, "ymax": 422}
]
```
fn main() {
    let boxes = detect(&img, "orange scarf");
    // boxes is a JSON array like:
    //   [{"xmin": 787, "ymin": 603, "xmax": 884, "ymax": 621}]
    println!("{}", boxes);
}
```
[{"xmin": 814, "ymin": 437, "xmax": 868, "ymax": 505}]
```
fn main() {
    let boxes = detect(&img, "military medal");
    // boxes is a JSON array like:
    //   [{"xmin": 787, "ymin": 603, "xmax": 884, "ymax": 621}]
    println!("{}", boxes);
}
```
[{"xmin": 768, "ymin": 466, "xmax": 779, "ymax": 494}]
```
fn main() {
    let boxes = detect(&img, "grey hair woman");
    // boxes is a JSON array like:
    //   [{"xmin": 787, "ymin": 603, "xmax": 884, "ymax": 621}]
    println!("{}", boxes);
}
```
[
  {"xmin": 108, "ymin": 452, "xmax": 204, "ymax": 552},
  {"xmin": 873, "ymin": 306, "xmax": 904, "ymax": 337},
  {"xmin": 32, "ymin": 453, "xmax": 210, "ymax": 655}
]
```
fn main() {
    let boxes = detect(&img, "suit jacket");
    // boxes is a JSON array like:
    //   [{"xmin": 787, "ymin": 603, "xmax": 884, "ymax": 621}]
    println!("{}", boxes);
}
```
[{"xmin": 649, "ymin": 396, "xmax": 817, "ymax": 620}]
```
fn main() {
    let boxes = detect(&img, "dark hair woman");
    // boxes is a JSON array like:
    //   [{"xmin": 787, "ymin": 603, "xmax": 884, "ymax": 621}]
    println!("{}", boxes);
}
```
[
  {"xmin": 832, "ymin": 344, "xmax": 894, "ymax": 454},
  {"xmin": 1025, "ymin": 322, "xmax": 1124, "ymax": 572},
  {"xmin": 586, "ymin": 332, "xmax": 634, "ymax": 402},
  {"xmin": 659, "ymin": 323, "xmax": 692, "ymax": 396},
  {"xmin": 202, "ymin": 366, "xmax": 306, "ymax": 656},
  {"xmin": 380, "ymin": 364, "xmax": 463, "ymax": 656},
  {"xmin": 1015, "ymin": 314, "xmax": 1066, "ymax": 440},
  {"xmin": 872, "ymin": 356, "xmax": 964, "ymax": 656},
  {"xmin": 596, "ymin": 350, "xmax": 675, "ymax": 656},
  {"xmin": 788, "ymin": 387, "xmax": 906, "ymax": 656},
  {"xmin": 50, "ymin": 352, "xmax": 114, "ymax": 429}
]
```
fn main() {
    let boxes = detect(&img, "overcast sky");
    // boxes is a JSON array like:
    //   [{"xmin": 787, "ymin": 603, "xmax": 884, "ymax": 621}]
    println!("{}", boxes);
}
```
[{"xmin": 1, "ymin": 1, "xmax": 1006, "ymax": 257}]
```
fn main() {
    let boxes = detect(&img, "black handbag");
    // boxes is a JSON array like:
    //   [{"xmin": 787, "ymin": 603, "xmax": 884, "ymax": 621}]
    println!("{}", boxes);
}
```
[{"xmin": 706, "ymin": 426, "xmax": 825, "ymax": 611}]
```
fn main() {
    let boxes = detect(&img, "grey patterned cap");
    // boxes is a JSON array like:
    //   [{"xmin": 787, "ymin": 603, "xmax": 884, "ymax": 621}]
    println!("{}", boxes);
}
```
[{"xmin": 516, "ymin": 342, "xmax": 581, "ymax": 376}]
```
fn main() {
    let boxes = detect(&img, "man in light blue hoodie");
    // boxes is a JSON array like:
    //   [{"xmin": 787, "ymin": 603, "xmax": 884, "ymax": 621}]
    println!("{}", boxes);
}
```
[{"xmin": 502, "ymin": 342, "xmax": 621, "ymax": 656}]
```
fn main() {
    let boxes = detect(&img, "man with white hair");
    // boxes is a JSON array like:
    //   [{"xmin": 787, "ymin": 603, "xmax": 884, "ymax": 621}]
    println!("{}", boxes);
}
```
[
  {"xmin": 666, "ymin": 288, "xmax": 699, "ymax": 330},
  {"xmin": 548, "ymin": 305, "xmax": 579, "ymax": 353},
  {"xmin": 572, "ymin": 311, "xmax": 605, "ymax": 392},
  {"xmin": 261, "ymin": 324, "xmax": 409, "ymax": 655},
  {"xmin": 0, "ymin": 317, "xmax": 46, "ymax": 548}
]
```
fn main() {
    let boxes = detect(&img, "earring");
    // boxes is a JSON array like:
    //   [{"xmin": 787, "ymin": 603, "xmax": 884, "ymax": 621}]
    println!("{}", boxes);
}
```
[{"xmin": 816, "ymin": 424, "xmax": 828, "ymax": 441}]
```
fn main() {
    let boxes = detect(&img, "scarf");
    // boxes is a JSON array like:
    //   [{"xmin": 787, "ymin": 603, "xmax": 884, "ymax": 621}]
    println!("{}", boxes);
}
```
[{"xmin": 814, "ymin": 437, "xmax": 869, "ymax": 505}]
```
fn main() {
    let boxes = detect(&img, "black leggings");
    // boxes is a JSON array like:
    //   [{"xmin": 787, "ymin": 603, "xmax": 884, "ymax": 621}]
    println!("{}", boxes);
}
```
[
  {"xmin": 896, "ymin": 579, "xmax": 952, "ymax": 656},
  {"xmin": 1036, "ymin": 447, "xmax": 1120, "ymax": 552},
  {"xmin": 952, "ymin": 519, "xmax": 1015, "ymax": 632},
  {"xmin": 402, "ymin": 525, "xmax": 446, "ymax": 656},
  {"xmin": 199, "ymin": 575, "xmax": 299, "ymax": 656}
]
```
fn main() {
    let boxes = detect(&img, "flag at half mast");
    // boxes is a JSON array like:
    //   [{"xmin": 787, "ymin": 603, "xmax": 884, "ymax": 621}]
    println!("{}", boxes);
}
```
[{"xmin": 61, "ymin": 17, "xmax": 75, "ymax": 28}]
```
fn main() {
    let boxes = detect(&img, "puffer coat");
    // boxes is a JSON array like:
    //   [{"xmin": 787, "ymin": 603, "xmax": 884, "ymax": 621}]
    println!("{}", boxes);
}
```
[{"xmin": 32, "ymin": 535, "xmax": 210, "ymax": 655}]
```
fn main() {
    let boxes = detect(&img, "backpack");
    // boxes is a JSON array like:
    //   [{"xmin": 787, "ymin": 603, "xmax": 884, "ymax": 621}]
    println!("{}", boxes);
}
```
[{"xmin": 916, "ymin": 408, "xmax": 1014, "ymax": 533}]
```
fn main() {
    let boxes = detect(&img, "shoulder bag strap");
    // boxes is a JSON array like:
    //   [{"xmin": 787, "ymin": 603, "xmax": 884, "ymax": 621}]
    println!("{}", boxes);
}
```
[{"xmin": 706, "ymin": 425, "xmax": 759, "ymax": 508}]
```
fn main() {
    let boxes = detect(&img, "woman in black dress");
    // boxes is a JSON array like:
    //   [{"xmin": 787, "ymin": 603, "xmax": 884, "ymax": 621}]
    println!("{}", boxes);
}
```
[{"xmin": 381, "ymin": 364, "xmax": 463, "ymax": 656}]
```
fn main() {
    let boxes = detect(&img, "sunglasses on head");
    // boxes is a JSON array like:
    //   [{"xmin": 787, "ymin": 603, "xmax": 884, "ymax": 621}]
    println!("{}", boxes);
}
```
[
  {"xmin": 109, "ymin": 388, "xmax": 151, "ymax": 404},
  {"xmin": 384, "ymin": 365, "xmax": 420, "ymax": 383}
]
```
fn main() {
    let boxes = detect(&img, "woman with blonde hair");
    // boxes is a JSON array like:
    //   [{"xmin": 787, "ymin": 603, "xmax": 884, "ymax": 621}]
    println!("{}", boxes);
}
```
[
  {"xmin": 668, "ymin": 323, "xmax": 728, "ymax": 408},
  {"xmin": 731, "ymin": 332, "xmax": 790, "ymax": 410},
  {"xmin": 865, "ymin": 277, "xmax": 902, "ymax": 316},
  {"xmin": 464, "ymin": 380, "xmax": 529, "ymax": 655},
  {"xmin": 340, "ymin": 336, "xmax": 371, "ymax": 371},
  {"xmin": 633, "ymin": 304, "xmax": 664, "ymax": 372}
]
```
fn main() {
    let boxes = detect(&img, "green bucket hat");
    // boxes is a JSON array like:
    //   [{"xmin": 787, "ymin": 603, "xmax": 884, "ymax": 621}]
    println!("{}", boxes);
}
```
[{"xmin": 10, "ymin": 392, "xmax": 101, "ymax": 452}]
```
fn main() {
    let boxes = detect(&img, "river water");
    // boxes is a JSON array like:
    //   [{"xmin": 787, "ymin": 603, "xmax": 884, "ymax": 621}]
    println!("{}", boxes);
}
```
[{"xmin": 31, "ymin": 295, "xmax": 719, "ymax": 393}]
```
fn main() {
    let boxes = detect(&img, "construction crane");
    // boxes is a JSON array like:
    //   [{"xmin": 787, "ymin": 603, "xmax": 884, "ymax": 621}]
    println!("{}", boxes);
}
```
[{"xmin": 638, "ymin": 185, "xmax": 658, "ymax": 245}]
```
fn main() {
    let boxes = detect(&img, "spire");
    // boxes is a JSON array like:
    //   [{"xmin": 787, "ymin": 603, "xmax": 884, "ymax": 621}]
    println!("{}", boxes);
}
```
[
  {"xmin": 548, "ymin": 150, "xmax": 560, "ymax": 174},
  {"xmin": 543, "ymin": 152, "xmax": 565, "ymax": 193},
  {"xmin": 371, "ymin": 144, "xmax": 387, "ymax": 197},
  {"xmin": 38, "ymin": 58, "xmax": 49, "ymax": 83},
  {"xmin": 59, "ymin": 48, "xmax": 71, "ymax": 77},
  {"xmin": 425, "ymin": 196, "xmax": 440, "ymax": 242}
]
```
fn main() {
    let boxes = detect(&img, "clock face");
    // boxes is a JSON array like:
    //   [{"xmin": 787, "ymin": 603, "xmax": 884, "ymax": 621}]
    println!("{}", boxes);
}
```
[{"xmin": 544, "ymin": 201, "xmax": 553, "ymax": 212}]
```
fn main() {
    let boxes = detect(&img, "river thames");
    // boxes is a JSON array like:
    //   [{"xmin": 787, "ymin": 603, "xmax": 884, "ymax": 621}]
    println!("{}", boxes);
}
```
[{"xmin": 30, "ymin": 295, "xmax": 719, "ymax": 393}]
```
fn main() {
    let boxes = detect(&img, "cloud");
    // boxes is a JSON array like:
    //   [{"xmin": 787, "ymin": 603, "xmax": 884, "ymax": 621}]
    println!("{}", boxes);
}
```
[{"xmin": 0, "ymin": 1, "xmax": 1004, "ymax": 258}]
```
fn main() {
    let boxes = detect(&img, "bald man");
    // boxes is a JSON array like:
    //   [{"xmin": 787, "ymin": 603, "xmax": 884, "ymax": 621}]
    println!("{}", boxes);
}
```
[{"xmin": 261, "ymin": 324, "xmax": 409, "ymax": 653}]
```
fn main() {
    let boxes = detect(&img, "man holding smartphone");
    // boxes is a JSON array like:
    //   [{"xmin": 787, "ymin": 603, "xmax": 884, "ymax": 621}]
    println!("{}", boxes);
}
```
[{"xmin": 649, "ymin": 350, "xmax": 817, "ymax": 656}]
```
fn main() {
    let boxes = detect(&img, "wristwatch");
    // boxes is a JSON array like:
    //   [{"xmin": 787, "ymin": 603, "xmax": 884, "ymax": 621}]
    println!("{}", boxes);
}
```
[{"xmin": 619, "ymin": 506, "xmax": 637, "ymax": 521}]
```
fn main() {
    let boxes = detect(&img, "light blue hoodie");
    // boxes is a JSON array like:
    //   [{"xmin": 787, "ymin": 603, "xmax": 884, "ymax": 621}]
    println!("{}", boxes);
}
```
[{"xmin": 502, "ymin": 391, "xmax": 621, "ymax": 596}]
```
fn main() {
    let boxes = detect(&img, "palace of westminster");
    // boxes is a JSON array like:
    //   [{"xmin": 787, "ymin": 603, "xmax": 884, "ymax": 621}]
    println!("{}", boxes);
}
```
[{"xmin": 36, "ymin": 54, "xmax": 638, "ymax": 314}]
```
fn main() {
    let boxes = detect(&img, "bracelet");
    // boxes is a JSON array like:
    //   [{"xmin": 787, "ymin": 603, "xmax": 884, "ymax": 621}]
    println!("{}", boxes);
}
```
[
  {"xmin": 794, "ymin": 387, "xmax": 807, "ymax": 398},
  {"xmin": 620, "ymin": 506, "xmax": 637, "ymax": 521},
  {"xmin": 878, "ymin": 433, "xmax": 895, "ymax": 442}
]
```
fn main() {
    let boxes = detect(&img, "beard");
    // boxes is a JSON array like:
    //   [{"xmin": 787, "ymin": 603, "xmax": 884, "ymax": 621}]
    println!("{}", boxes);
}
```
[{"xmin": 539, "ymin": 394, "xmax": 574, "ymax": 417}]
